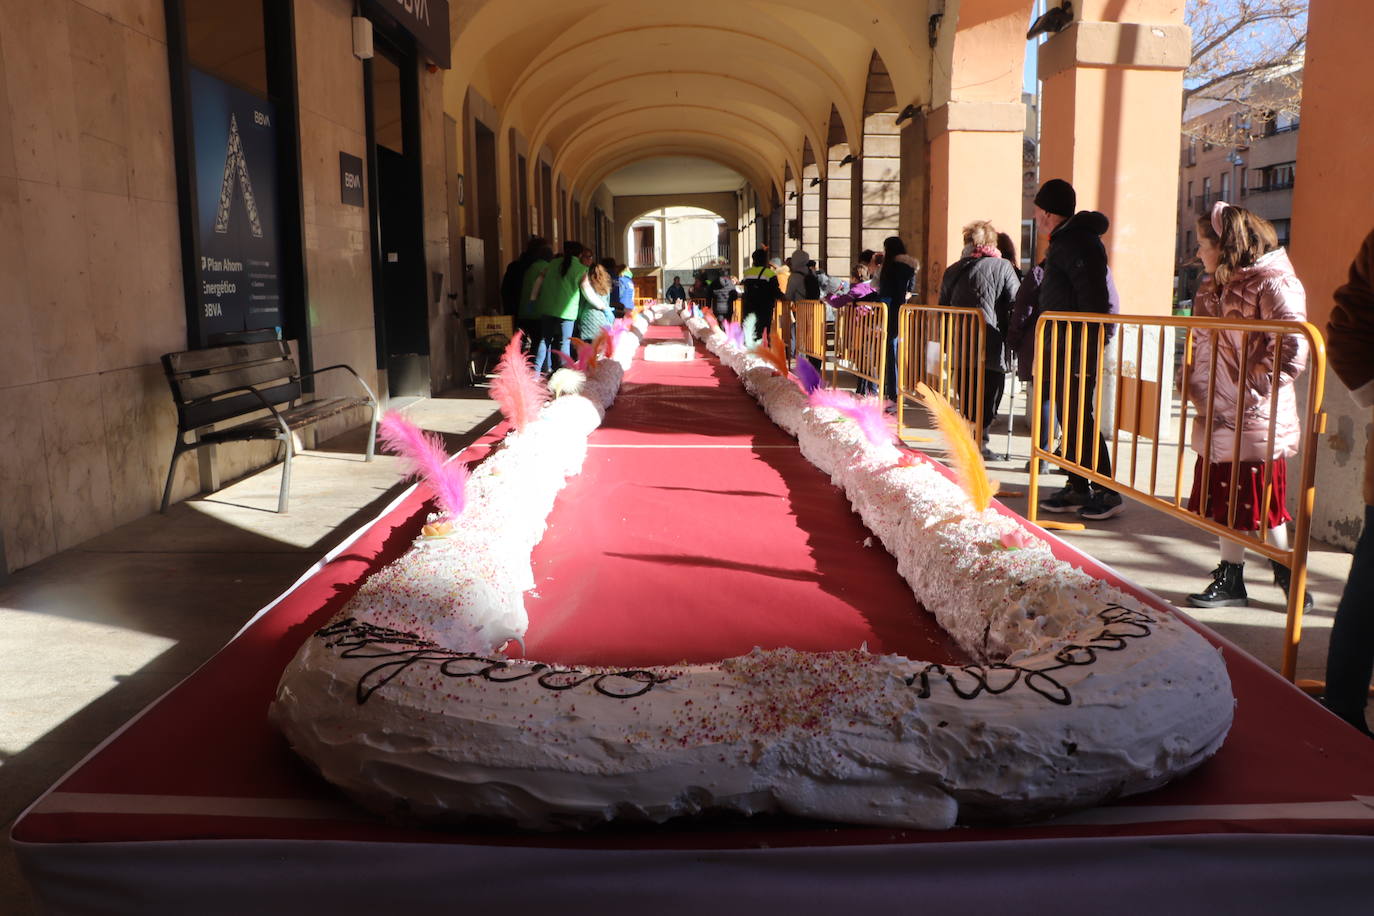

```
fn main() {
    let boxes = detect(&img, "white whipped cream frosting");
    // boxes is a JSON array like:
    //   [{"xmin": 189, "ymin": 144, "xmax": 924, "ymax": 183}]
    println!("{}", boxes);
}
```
[{"xmin": 272, "ymin": 306, "xmax": 1234, "ymax": 830}]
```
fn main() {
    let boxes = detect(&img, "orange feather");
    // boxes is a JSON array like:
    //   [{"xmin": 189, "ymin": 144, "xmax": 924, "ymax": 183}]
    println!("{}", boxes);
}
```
[
  {"xmin": 592, "ymin": 328, "xmax": 614, "ymax": 364},
  {"xmin": 916, "ymin": 382, "xmax": 992, "ymax": 512},
  {"xmin": 752, "ymin": 331, "xmax": 788, "ymax": 376},
  {"xmin": 769, "ymin": 331, "xmax": 788, "ymax": 376}
]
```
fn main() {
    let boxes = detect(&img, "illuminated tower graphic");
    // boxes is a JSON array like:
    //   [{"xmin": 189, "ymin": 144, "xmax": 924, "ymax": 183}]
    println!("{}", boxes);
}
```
[{"xmin": 213, "ymin": 113, "xmax": 264, "ymax": 238}]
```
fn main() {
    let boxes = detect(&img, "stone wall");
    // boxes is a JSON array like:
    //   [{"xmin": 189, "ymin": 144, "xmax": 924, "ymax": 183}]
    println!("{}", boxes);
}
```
[
  {"xmin": 0, "ymin": 0, "xmax": 191, "ymax": 572},
  {"xmin": 0, "ymin": 0, "xmax": 452, "ymax": 573},
  {"xmin": 295, "ymin": 0, "xmax": 378, "ymax": 436}
]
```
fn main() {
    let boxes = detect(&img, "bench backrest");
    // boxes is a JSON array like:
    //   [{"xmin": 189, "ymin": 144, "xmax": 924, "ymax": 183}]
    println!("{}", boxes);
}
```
[{"xmin": 162, "ymin": 340, "xmax": 301, "ymax": 431}]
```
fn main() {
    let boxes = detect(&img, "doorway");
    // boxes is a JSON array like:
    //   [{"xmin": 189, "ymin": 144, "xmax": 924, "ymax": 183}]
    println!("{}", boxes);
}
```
[
  {"xmin": 473, "ymin": 119, "xmax": 500, "ymax": 313},
  {"xmin": 366, "ymin": 43, "xmax": 428, "ymax": 398}
]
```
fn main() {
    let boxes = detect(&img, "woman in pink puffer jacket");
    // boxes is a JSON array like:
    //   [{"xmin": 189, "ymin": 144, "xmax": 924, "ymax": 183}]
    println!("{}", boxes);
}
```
[{"xmin": 1184, "ymin": 202, "xmax": 1311, "ymax": 610}]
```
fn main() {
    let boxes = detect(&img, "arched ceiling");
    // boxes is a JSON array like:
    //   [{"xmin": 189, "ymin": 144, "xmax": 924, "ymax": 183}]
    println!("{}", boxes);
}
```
[
  {"xmin": 603, "ymin": 158, "xmax": 745, "ymax": 197},
  {"xmin": 446, "ymin": 0, "xmax": 938, "ymax": 204}
]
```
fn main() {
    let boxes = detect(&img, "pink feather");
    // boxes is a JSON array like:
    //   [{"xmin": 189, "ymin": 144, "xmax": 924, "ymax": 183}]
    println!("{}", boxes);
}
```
[
  {"xmin": 377, "ymin": 411, "xmax": 468, "ymax": 518},
  {"xmin": 725, "ymin": 320, "xmax": 745, "ymax": 348},
  {"xmin": 847, "ymin": 395, "xmax": 894, "ymax": 447},
  {"xmin": 808, "ymin": 388, "xmax": 857, "ymax": 412},
  {"xmin": 807, "ymin": 389, "xmax": 893, "ymax": 446},
  {"xmin": 489, "ymin": 331, "xmax": 548, "ymax": 431}
]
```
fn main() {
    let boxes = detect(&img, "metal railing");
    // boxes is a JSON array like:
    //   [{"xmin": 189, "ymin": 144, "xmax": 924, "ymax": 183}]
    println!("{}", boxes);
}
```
[
  {"xmin": 830, "ymin": 302, "xmax": 888, "ymax": 393},
  {"xmin": 792, "ymin": 299, "xmax": 828, "ymax": 365},
  {"xmin": 894, "ymin": 304, "xmax": 986, "ymax": 440},
  {"xmin": 1027, "ymin": 312, "xmax": 1327, "ymax": 682}
]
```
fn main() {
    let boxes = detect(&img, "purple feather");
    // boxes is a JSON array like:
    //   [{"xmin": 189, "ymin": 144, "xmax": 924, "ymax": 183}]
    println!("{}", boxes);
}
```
[{"xmin": 793, "ymin": 356, "xmax": 823, "ymax": 395}]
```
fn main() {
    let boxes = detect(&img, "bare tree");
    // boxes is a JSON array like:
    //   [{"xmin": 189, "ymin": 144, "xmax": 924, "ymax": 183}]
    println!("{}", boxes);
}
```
[{"xmin": 1183, "ymin": 0, "xmax": 1306, "ymax": 142}]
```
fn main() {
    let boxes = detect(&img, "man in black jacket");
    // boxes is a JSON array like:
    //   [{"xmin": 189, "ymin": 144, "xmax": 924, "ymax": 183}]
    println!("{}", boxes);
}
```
[
  {"xmin": 499, "ymin": 236, "xmax": 546, "ymax": 316},
  {"xmin": 1032, "ymin": 179, "xmax": 1124, "ymax": 520}
]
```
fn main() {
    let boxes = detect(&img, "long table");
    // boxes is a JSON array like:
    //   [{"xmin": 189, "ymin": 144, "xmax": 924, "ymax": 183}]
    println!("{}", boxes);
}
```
[{"xmin": 14, "ymin": 328, "xmax": 1374, "ymax": 914}]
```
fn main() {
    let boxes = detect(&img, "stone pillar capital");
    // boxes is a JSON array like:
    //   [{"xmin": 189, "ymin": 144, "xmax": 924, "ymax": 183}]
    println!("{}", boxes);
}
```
[
  {"xmin": 1038, "ymin": 20, "xmax": 1190, "ymax": 80},
  {"xmin": 926, "ymin": 101, "xmax": 1026, "ymax": 140}
]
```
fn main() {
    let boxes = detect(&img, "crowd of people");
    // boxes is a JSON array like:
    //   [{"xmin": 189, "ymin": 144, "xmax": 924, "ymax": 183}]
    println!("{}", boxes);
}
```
[
  {"xmin": 499, "ymin": 237, "xmax": 632, "ymax": 373},
  {"xmin": 495, "ymin": 186, "xmax": 1374, "ymax": 737}
]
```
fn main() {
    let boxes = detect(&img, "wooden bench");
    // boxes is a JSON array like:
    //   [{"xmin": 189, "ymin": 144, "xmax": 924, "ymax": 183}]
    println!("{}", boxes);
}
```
[{"xmin": 161, "ymin": 338, "xmax": 379, "ymax": 513}]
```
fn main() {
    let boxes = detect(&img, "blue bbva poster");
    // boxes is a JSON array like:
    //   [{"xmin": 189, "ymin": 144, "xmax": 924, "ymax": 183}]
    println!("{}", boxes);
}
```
[{"xmin": 189, "ymin": 68, "xmax": 284, "ymax": 340}]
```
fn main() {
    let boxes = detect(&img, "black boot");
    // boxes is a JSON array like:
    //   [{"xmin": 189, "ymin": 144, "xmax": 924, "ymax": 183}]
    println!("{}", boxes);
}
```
[
  {"xmin": 1269, "ymin": 559, "xmax": 1315, "ymax": 611},
  {"xmin": 1187, "ymin": 561, "xmax": 1248, "ymax": 608}
]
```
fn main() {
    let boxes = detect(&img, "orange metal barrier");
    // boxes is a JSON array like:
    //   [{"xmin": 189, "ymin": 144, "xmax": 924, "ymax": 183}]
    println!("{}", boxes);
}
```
[
  {"xmin": 792, "ymin": 300, "xmax": 828, "ymax": 365},
  {"xmin": 1027, "ymin": 312, "xmax": 1327, "ymax": 682},
  {"xmin": 830, "ymin": 302, "xmax": 888, "ymax": 393},
  {"xmin": 728, "ymin": 299, "xmax": 784, "ymax": 345},
  {"xmin": 894, "ymin": 304, "xmax": 986, "ymax": 439}
]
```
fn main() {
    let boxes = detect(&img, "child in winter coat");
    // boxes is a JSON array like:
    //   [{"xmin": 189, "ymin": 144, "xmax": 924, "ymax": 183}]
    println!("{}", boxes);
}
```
[{"xmin": 1184, "ymin": 202, "xmax": 1311, "ymax": 611}]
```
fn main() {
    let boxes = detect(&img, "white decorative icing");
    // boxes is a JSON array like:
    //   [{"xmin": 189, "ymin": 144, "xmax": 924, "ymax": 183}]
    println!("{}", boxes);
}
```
[{"xmin": 272, "ymin": 306, "xmax": 1234, "ymax": 831}]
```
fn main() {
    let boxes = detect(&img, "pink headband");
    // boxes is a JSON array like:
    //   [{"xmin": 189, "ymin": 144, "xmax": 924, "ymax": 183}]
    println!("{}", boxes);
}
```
[{"xmin": 1210, "ymin": 200, "xmax": 1231, "ymax": 237}]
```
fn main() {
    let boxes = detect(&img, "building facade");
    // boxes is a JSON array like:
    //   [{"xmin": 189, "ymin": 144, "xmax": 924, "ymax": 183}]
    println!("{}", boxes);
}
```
[
  {"xmin": 1175, "ymin": 77, "xmax": 1302, "ymax": 304},
  {"xmin": 0, "ymin": 0, "xmax": 456, "ymax": 573}
]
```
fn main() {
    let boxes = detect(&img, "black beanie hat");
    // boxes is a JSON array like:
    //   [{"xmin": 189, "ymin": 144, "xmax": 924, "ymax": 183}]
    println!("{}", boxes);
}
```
[{"xmin": 1034, "ymin": 178, "xmax": 1076, "ymax": 217}]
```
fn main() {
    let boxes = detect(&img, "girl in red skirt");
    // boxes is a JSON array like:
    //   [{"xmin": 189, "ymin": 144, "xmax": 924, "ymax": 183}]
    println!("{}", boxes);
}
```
[{"xmin": 1185, "ymin": 202, "xmax": 1312, "ymax": 609}]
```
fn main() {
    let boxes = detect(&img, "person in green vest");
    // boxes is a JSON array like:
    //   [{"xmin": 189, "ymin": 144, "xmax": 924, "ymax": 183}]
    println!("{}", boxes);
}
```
[
  {"xmin": 517, "ymin": 243, "xmax": 554, "ymax": 353},
  {"xmin": 534, "ymin": 241, "xmax": 588, "ymax": 373}
]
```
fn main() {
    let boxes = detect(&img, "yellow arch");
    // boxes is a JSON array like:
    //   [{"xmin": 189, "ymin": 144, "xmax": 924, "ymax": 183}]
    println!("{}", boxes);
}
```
[
  {"xmin": 551, "ymin": 105, "xmax": 799, "ymax": 203},
  {"xmin": 526, "ymin": 71, "xmax": 830, "ymax": 182},
  {"xmin": 579, "ymin": 146, "xmax": 775, "ymax": 213}
]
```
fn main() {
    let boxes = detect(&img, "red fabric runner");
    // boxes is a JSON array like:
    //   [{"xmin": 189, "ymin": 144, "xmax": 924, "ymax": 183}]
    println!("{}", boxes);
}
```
[{"xmin": 15, "ymin": 326, "xmax": 1374, "ymax": 850}]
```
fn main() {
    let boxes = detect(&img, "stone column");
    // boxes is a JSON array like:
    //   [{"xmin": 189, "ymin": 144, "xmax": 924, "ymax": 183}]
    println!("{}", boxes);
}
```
[
  {"xmin": 826, "ymin": 143, "xmax": 853, "ymax": 271},
  {"xmin": 898, "ymin": 112, "xmax": 927, "ymax": 297},
  {"xmin": 1037, "ymin": 18, "xmax": 1189, "ymax": 439},
  {"xmin": 925, "ymin": 101, "xmax": 1024, "ymax": 303},
  {"xmin": 1037, "ymin": 19, "xmax": 1191, "ymax": 317},
  {"xmin": 802, "ymin": 161, "xmax": 821, "ymax": 260},
  {"xmin": 1289, "ymin": 0, "xmax": 1374, "ymax": 549},
  {"xmin": 856, "ymin": 111, "xmax": 901, "ymax": 253}
]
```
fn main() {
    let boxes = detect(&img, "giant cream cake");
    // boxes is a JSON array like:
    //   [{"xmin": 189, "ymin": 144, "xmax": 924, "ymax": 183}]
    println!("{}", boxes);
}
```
[{"xmin": 272, "ymin": 306, "xmax": 1234, "ymax": 830}]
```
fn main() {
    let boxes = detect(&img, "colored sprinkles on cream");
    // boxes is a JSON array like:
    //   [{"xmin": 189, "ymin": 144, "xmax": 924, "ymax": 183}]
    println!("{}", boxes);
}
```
[{"xmin": 272, "ymin": 305, "xmax": 1234, "ymax": 830}]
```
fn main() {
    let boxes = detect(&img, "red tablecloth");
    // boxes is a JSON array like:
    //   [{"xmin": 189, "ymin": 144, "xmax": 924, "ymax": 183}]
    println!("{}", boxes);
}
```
[{"xmin": 14, "ymin": 327, "xmax": 1374, "ymax": 914}]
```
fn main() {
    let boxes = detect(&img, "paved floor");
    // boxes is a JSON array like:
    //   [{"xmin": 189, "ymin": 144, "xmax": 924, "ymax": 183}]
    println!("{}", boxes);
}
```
[{"xmin": 1, "ymin": 372, "xmax": 1365, "ymax": 913}]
